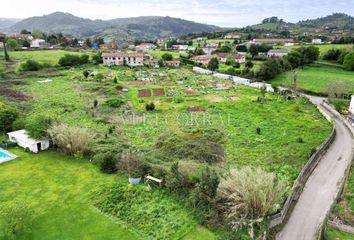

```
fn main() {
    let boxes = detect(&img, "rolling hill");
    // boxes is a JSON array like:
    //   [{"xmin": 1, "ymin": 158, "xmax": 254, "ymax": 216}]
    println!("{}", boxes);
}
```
[{"xmin": 6, "ymin": 12, "xmax": 221, "ymax": 40}]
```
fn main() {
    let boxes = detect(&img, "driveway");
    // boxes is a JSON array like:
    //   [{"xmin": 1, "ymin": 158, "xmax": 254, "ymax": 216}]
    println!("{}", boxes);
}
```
[{"xmin": 276, "ymin": 102, "xmax": 354, "ymax": 240}]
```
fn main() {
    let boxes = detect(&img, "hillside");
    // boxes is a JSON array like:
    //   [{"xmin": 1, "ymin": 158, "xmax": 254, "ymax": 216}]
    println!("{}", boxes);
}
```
[
  {"xmin": 0, "ymin": 18, "xmax": 21, "ymax": 32},
  {"xmin": 7, "ymin": 12, "xmax": 221, "ymax": 40},
  {"xmin": 249, "ymin": 13, "xmax": 354, "ymax": 32}
]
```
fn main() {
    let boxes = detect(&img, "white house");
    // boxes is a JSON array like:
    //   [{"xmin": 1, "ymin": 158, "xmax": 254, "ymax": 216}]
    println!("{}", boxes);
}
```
[
  {"xmin": 349, "ymin": 95, "xmax": 354, "ymax": 115},
  {"xmin": 7, "ymin": 129, "xmax": 50, "ymax": 153},
  {"xmin": 312, "ymin": 39, "xmax": 322, "ymax": 44},
  {"xmin": 31, "ymin": 39, "xmax": 49, "ymax": 48}
]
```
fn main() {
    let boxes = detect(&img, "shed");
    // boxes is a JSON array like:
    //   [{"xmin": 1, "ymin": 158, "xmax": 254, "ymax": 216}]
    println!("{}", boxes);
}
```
[{"xmin": 7, "ymin": 129, "xmax": 50, "ymax": 153}]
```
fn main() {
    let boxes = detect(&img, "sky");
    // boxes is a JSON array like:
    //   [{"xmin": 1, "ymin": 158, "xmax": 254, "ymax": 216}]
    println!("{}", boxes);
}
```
[{"xmin": 1, "ymin": 0, "xmax": 354, "ymax": 27}]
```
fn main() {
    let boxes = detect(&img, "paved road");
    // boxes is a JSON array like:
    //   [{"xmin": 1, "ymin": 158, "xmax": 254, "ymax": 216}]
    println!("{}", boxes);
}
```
[{"xmin": 277, "ymin": 100, "xmax": 354, "ymax": 240}]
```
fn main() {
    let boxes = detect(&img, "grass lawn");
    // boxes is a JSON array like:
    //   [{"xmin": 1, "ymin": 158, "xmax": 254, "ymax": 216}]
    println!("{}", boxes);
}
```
[
  {"xmin": 326, "ymin": 227, "xmax": 354, "ymax": 240},
  {"xmin": 271, "ymin": 63, "xmax": 354, "ymax": 95},
  {"xmin": 278, "ymin": 44, "xmax": 354, "ymax": 57},
  {"xmin": 146, "ymin": 50, "xmax": 186, "ymax": 60},
  {"xmin": 0, "ymin": 149, "xmax": 216, "ymax": 240}
]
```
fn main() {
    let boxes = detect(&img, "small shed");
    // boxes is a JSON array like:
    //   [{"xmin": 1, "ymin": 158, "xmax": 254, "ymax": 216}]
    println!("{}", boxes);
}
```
[{"xmin": 7, "ymin": 129, "xmax": 50, "ymax": 153}]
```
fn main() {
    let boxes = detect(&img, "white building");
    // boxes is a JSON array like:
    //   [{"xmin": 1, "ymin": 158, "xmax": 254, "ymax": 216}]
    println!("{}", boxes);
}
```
[
  {"xmin": 267, "ymin": 49, "xmax": 290, "ymax": 57},
  {"xmin": 102, "ymin": 52, "xmax": 145, "ymax": 67},
  {"xmin": 349, "ymin": 95, "xmax": 354, "ymax": 115},
  {"xmin": 7, "ymin": 129, "xmax": 50, "ymax": 153},
  {"xmin": 312, "ymin": 39, "xmax": 322, "ymax": 44},
  {"xmin": 31, "ymin": 39, "xmax": 49, "ymax": 48}
]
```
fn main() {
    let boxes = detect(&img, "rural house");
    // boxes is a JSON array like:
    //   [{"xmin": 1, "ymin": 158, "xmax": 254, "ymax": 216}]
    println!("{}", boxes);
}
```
[
  {"xmin": 136, "ymin": 43, "xmax": 157, "ymax": 51},
  {"xmin": 267, "ymin": 49, "xmax": 290, "ymax": 57},
  {"xmin": 224, "ymin": 34, "xmax": 241, "ymax": 39},
  {"xmin": 12, "ymin": 34, "xmax": 34, "ymax": 41},
  {"xmin": 100, "ymin": 42, "xmax": 118, "ymax": 50},
  {"xmin": 217, "ymin": 53, "xmax": 246, "ymax": 63},
  {"xmin": 7, "ymin": 129, "xmax": 50, "ymax": 153},
  {"xmin": 192, "ymin": 55, "xmax": 215, "ymax": 66},
  {"xmin": 31, "ymin": 39, "xmax": 50, "ymax": 49},
  {"xmin": 102, "ymin": 52, "xmax": 145, "ymax": 67},
  {"xmin": 252, "ymin": 38, "xmax": 295, "ymax": 46},
  {"xmin": 164, "ymin": 60, "xmax": 180, "ymax": 67}
]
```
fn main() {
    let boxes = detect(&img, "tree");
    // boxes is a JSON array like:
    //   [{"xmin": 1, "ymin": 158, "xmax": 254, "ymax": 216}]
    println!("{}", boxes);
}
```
[
  {"xmin": 20, "ymin": 60, "xmax": 42, "ymax": 71},
  {"xmin": 245, "ymin": 61, "xmax": 254, "ymax": 69},
  {"xmin": 225, "ymin": 55, "xmax": 236, "ymax": 66},
  {"xmin": 236, "ymin": 45, "xmax": 247, "ymax": 52},
  {"xmin": 325, "ymin": 81, "xmax": 347, "ymax": 98},
  {"xmin": 161, "ymin": 53, "xmax": 173, "ymax": 61},
  {"xmin": 84, "ymin": 38, "xmax": 92, "ymax": 48},
  {"xmin": 289, "ymin": 69, "xmax": 299, "ymax": 94},
  {"xmin": 20, "ymin": 29, "xmax": 29, "ymax": 34},
  {"xmin": 323, "ymin": 49, "xmax": 342, "ymax": 61},
  {"xmin": 32, "ymin": 29, "xmax": 45, "ymax": 39},
  {"xmin": 0, "ymin": 103, "xmax": 18, "ymax": 132},
  {"xmin": 6, "ymin": 39, "xmax": 18, "ymax": 49},
  {"xmin": 92, "ymin": 51, "xmax": 103, "ymax": 64},
  {"xmin": 22, "ymin": 40, "xmax": 30, "ymax": 48},
  {"xmin": 0, "ymin": 35, "xmax": 10, "ymax": 61},
  {"xmin": 285, "ymin": 51, "xmax": 302, "ymax": 69},
  {"xmin": 217, "ymin": 45, "xmax": 232, "ymax": 53},
  {"xmin": 207, "ymin": 57, "xmax": 219, "ymax": 71},
  {"xmin": 25, "ymin": 115, "xmax": 52, "ymax": 139},
  {"xmin": 343, "ymin": 52, "xmax": 354, "ymax": 71},
  {"xmin": 194, "ymin": 48, "xmax": 205, "ymax": 55},
  {"xmin": 249, "ymin": 44, "xmax": 258, "ymax": 58}
]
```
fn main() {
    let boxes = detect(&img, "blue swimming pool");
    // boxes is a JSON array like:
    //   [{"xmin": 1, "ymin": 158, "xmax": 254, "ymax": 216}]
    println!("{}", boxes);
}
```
[{"xmin": 0, "ymin": 150, "xmax": 11, "ymax": 159}]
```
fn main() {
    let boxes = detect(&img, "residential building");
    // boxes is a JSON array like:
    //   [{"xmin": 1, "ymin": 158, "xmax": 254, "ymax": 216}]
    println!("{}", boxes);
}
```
[
  {"xmin": 102, "ymin": 52, "xmax": 145, "ymax": 67},
  {"xmin": 224, "ymin": 34, "xmax": 241, "ymax": 39},
  {"xmin": 311, "ymin": 39, "xmax": 323, "ymax": 44},
  {"xmin": 11, "ymin": 34, "xmax": 34, "ymax": 41},
  {"xmin": 252, "ymin": 38, "xmax": 295, "ymax": 45},
  {"xmin": 144, "ymin": 59, "xmax": 159, "ymax": 67},
  {"xmin": 7, "ymin": 129, "xmax": 50, "ymax": 153},
  {"xmin": 192, "ymin": 55, "xmax": 215, "ymax": 66},
  {"xmin": 267, "ymin": 49, "xmax": 290, "ymax": 57},
  {"xmin": 30, "ymin": 39, "xmax": 49, "ymax": 48},
  {"xmin": 0, "ymin": 32, "xmax": 5, "ymax": 39},
  {"xmin": 136, "ymin": 43, "xmax": 157, "ymax": 51},
  {"xmin": 164, "ymin": 61, "xmax": 180, "ymax": 67},
  {"xmin": 171, "ymin": 45, "xmax": 189, "ymax": 51},
  {"xmin": 217, "ymin": 53, "xmax": 246, "ymax": 63}
]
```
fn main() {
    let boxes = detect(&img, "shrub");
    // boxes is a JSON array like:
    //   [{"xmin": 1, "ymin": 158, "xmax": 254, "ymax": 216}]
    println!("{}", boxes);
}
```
[
  {"xmin": 145, "ymin": 102, "xmax": 155, "ymax": 111},
  {"xmin": 118, "ymin": 149, "xmax": 145, "ymax": 177},
  {"xmin": 95, "ymin": 73, "xmax": 105, "ymax": 81},
  {"xmin": 83, "ymin": 70, "xmax": 90, "ymax": 78},
  {"xmin": 173, "ymin": 96, "xmax": 184, "ymax": 103},
  {"xmin": 323, "ymin": 49, "xmax": 342, "ymax": 61},
  {"xmin": 25, "ymin": 115, "xmax": 52, "ymax": 139},
  {"xmin": 207, "ymin": 57, "xmax": 219, "ymax": 71},
  {"xmin": 256, "ymin": 127, "xmax": 261, "ymax": 135},
  {"xmin": 113, "ymin": 76, "xmax": 118, "ymax": 83},
  {"xmin": 105, "ymin": 98, "xmax": 126, "ymax": 108},
  {"xmin": 155, "ymin": 128, "xmax": 225, "ymax": 164},
  {"xmin": 58, "ymin": 54, "xmax": 90, "ymax": 67},
  {"xmin": 20, "ymin": 60, "xmax": 42, "ymax": 71},
  {"xmin": 161, "ymin": 53, "xmax": 173, "ymax": 61},
  {"xmin": 165, "ymin": 162, "xmax": 197, "ymax": 195},
  {"xmin": 343, "ymin": 52, "xmax": 354, "ymax": 71},
  {"xmin": 297, "ymin": 137, "xmax": 304, "ymax": 143},
  {"xmin": 189, "ymin": 166, "xmax": 220, "ymax": 213},
  {"xmin": 245, "ymin": 61, "xmax": 254, "ymax": 69},
  {"xmin": 92, "ymin": 51, "xmax": 103, "ymax": 64},
  {"xmin": 93, "ymin": 99, "xmax": 98, "ymax": 108},
  {"xmin": 93, "ymin": 152, "xmax": 118, "ymax": 174},
  {"xmin": 217, "ymin": 167, "xmax": 287, "ymax": 230},
  {"xmin": 47, "ymin": 123, "xmax": 93, "ymax": 155},
  {"xmin": 0, "ymin": 102, "xmax": 18, "ymax": 132}
]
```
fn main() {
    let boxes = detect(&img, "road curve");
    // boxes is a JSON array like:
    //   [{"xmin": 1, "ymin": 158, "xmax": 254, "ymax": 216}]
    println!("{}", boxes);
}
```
[{"xmin": 276, "ymin": 100, "xmax": 354, "ymax": 240}]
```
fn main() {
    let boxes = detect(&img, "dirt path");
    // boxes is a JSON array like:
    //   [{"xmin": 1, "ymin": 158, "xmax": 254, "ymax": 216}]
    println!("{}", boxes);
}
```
[{"xmin": 277, "ymin": 101, "xmax": 354, "ymax": 240}]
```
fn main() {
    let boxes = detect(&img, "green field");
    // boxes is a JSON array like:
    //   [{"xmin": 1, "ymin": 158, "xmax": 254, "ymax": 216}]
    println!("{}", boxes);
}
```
[
  {"xmin": 278, "ymin": 44, "xmax": 353, "ymax": 57},
  {"xmin": 147, "ymin": 50, "xmax": 186, "ymax": 60},
  {"xmin": 0, "ymin": 149, "xmax": 216, "ymax": 240},
  {"xmin": 271, "ymin": 63, "xmax": 354, "ymax": 95},
  {"xmin": 0, "ymin": 50, "xmax": 334, "ymax": 238},
  {"xmin": 326, "ymin": 227, "xmax": 354, "ymax": 240}
]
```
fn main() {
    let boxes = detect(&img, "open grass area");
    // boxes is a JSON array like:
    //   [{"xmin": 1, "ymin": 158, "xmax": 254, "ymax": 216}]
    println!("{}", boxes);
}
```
[
  {"xmin": 271, "ymin": 63, "xmax": 354, "ymax": 95},
  {"xmin": 0, "ymin": 149, "xmax": 217, "ymax": 240},
  {"xmin": 147, "ymin": 50, "xmax": 186, "ymax": 60},
  {"xmin": 278, "ymin": 44, "xmax": 353, "ymax": 57},
  {"xmin": 0, "ymin": 50, "xmax": 334, "ymax": 238},
  {"xmin": 326, "ymin": 227, "xmax": 354, "ymax": 240}
]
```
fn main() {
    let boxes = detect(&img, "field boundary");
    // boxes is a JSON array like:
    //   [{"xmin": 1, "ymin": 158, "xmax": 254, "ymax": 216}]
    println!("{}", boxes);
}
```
[{"xmin": 268, "ymin": 104, "xmax": 336, "ymax": 238}]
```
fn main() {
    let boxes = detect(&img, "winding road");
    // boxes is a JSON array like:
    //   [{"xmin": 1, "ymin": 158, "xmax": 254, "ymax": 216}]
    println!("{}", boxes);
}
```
[{"xmin": 276, "ymin": 97, "xmax": 354, "ymax": 240}]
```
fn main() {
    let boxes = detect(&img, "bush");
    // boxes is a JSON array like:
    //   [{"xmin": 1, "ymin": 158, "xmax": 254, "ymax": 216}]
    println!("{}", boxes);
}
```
[
  {"xmin": 245, "ymin": 61, "xmax": 254, "ymax": 69},
  {"xmin": 0, "ymin": 102, "xmax": 18, "ymax": 132},
  {"xmin": 93, "ymin": 152, "xmax": 118, "ymax": 174},
  {"xmin": 118, "ymin": 149, "xmax": 145, "ymax": 177},
  {"xmin": 83, "ymin": 70, "xmax": 90, "ymax": 78},
  {"xmin": 92, "ymin": 51, "xmax": 103, "ymax": 64},
  {"xmin": 165, "ymin": 162, "xmax": 197, "ymax": 195},
  {"xmin": 25, "ymin": 115, "xmax": 52, "ymax": 139},
  {"xmin": 189, "ymin": 166, "xmax": 219, "ymax": 213},
  {"xmin": 20, "ymin": 60, "xmax": 42, "ymax": 71},
  {"xmin": 173, "ymin": 96, "xmax": 184, "ymax": 103},
  {"xmin": 145, "ymin": 102, "xmax": 155, "ymax": 111},
  {"xmin": 58, "ymin": 54, "xmax": 90, "ymax": 67},
  {"xmin": 95, "ymin": 73, "xmax": 105, "ymax": 81},
  {"xmin": 207, "ymin": 57, "xmax": 219, "ymax": 71},
  {"xmin": 217, "ymin": 167, "xmax": 287, "ymax": 230},
  {"xmin": 343, "ymin": 52, "xmax": 354, "ymax": 71},
  {"xmin": 323, "ymin": 49, "xmax": 342, "ymax": 61},
  {"xmin": 47, "ymin": 123, "xmax": 93, "ymax": 155},
  {"xmin": 161, "ymin": 53, "xmax": 173, "ymax": 61},
  {"xmin": 155, "ymin": 128, "xmax": 225, "ymax": 164},
  {"xmin": 105, "ymin": 98, "xmax": 126, "ymax": 108}
]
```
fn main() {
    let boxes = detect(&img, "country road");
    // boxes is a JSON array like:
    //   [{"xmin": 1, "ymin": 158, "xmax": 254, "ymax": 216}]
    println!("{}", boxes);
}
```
[{"xmin": 276, "ymin": 99, "xmax": 354, "ymax": 240}]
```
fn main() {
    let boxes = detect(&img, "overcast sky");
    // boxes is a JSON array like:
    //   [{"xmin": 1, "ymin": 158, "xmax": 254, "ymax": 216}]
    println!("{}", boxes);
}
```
[{"xmin": 1, "ymin": 0, "xmax": 354, "ymax": 27}]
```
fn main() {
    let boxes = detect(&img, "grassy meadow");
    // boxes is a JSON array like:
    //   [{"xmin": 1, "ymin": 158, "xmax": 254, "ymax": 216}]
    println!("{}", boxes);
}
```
[
  {"xmin": 271, "ymin": 63, "xmax": 354, "ymax": 95},
  {"xmin": 0, "ymin": 50, "xmax": 334, "ymax": 239}
]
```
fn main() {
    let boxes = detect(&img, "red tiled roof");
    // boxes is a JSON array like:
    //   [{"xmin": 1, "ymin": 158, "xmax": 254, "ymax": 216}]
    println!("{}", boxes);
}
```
[
  {"xmin": 217, "ymin": 53, "xmax": 245, "ymax": 60},
  {"xmin": 102, "ymin": 52, "xmax": 145, "ymax": 58}
]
